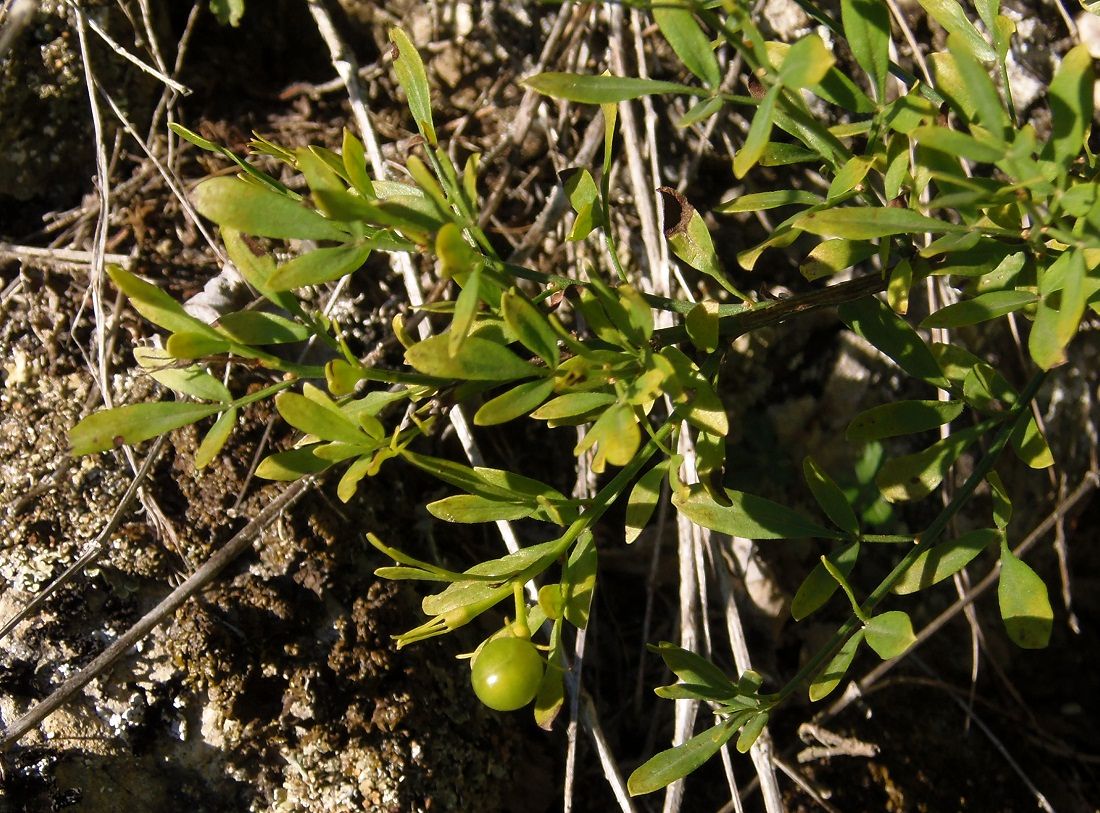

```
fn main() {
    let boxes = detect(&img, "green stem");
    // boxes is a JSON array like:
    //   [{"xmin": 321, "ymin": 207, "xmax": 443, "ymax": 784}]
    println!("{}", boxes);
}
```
[
  {"xmin": 773, "ymin": 370, "xmax": 1046, "ymax": 704},
  {"xmin": 229, "ymin": 378, "xmax": 297, "ymax": 409}
]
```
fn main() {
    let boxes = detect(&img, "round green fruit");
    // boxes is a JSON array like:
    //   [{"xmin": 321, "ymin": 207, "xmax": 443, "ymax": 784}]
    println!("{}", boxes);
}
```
[{"xmin": 470, "ymin": 636, "xmax": 544, "ymax": 711}]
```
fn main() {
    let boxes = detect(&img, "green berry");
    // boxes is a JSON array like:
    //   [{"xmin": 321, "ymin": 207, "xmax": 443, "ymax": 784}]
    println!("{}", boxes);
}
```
[{"xmin": 470, "ymin": 636, "xmax": 544, "ymax": 711}]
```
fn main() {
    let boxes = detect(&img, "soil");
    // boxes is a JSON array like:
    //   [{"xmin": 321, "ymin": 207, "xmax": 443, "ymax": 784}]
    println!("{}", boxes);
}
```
[{"xmin": 1, "ymin": 1, "xmax": 1098, "ymax": 812}]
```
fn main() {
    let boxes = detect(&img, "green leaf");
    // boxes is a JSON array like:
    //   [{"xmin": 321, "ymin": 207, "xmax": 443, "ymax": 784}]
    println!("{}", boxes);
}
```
[
  {"xmin": 192, "ymin": 177, "xmax": 350, "ymax": 241},
  {"xmin": 474, "ymin": 378, "xmax": 555, "ymax": 426},
  {"xmin": 716, "ymin": 190, "xmax": 823, "ymax": 213},
  {"xmin": 987, "ymin": 470, "xmax": 1012, "ymax": 529},
  {"xmin": 255, "ymin": 447, "xmax": 332, "ymax": 480},
  {"xmin": 194, "ymin": 407, "xmax": 237, "ymax": 469},
  {"xmin": 534, "ymin": 663, "xmax": 566, "ymax": 731},
  {"xmin": 107, "ymin": 265, "xmax": 222, "ymax": 340},
  {"xmin": 797, "ymin": 207, "xmax": 966, "ymax": 239},
  {"xmin": 809, "ymin": 629, "xmax": 864, "ymax": 701},
  {"xmin": 736, "ymin": 712, "xmax": 769, "ymax": 754},
  {"xmin": 1009, "ymin": 414, "xmax": 1055, "ymax": 469},
  {"xmin": 221, "ymin": 229, "xmax": 301, "ymax": 317},
  {"xmin": 801, "ymin": 239, "xmax": 877, "ymax": 281},
  {"xmin": 626, "ymin": 461, "xmax": 669, "ymax": 544},
  {"xmin": 921, "ymin": 290, "xmax": 1038, "ymax": 328},
  {"xmin": 209, "ymin": 0, "xmax": 244, "ymax": 26},
  {"xmin": 502, "ymin": 289, "xmax": 560, "ymax": 367},
  {"xmin": 70, "ymin": 401, "xmax": 223, "ymax": 456},
  {"xmin": 1044, "ymin": 44, "xmax": 1094, "ymax": 170},
  {"xmin": 875, "ymin": 425, "xmax": 982, "ymax": 502},
  {"xmin": 565, "ymin": 168, "xmax": 602, "ymax": 241},
  {"xmin": 133, "ymin": 346, "xmax": 231, "ymax": 403},
  {"xmin": 532, "ymin": 392, "xmax": 617, "ymax": 422},
  {"xmin": 887, "ymin": 258, "xmax": 914, "ymax": 314},
  {"xmin": 522, "ymin": 72, "xmax": 700, "ymax": 104},
  {"xmin": 828, "ymin": 156, "xmax": 874, "ymax": 200},
  {"xmin": 803, "ymin": 457, "xmax": 859, "ymax": 535},
  {"xmin": 404, "ymin": 334, "xmax": 542, "ymax": 381},
  {"xmin": 563, "ymin": 532, "xmax": 597, "ymax": 629},
  {"xmin": 912, "ymin": 125, "xmax": 1006, "ymax": 163},
  {"xmin": 628, "ymin": 720, "xmax": 739, "ymax": 796},
  {"xmin": 792, "ymin": 541, "xmax": 861, "ymax": 620},
  {"xmin": 846, "ymin": 399, "xmax": 965, "ymax": 442},
  {"xmin": 842, "ymin": 0, "xmax": 891, "ymax": 100},
  {"xmin": 165, "ymin": 331, "xmax": 231, "ymax": 360},
  {"xmin": 918, "ymin": 0, "xmax": 996, "ymax": 62},
  {"xmin": 337, "ymin": 454, "xmax": 375, "ymax": 502},
  {"xmin": 777, "ymin": 34, "xmax": 835, "ymax": 89},
  {"xmin": 660, "ymin": 346, "xmax": 730, "ymax": 436},
  {"xmin": 998, "ymin": 539, "xmax": 1053, "ymax": 648},
  {"xmin": 341, "ymin": 129, "xmax": 374, "ymax": 197},
  {"xmin": 426, "ymin": 495, "xmax": 537, "ymax": 523},
  {"xmin": 946, "ymin": 41, "xmax": 1008, "ymax": 133},
  {"xmin": 685, "ymin": 301, "xmax": 720, "ymax": 353},
  {"xmin": 677, "ymin": 96, "xmax": 725, "ymax": 127},
  {"xmin": 673, "ymin": 484, "xmax": 840, "ymax": 540},
  {"xmin": 653, "ymin": 1, "xmax": 721, "ymax": 87},
  {"xmin": 389, "ymin": 28, "xmax": 436, "ymax": 145},
  {"xmin": 864, "ymin": 610, "xmax": 916, "ymax": 659},
  {"xmin": 449, "ymin": 266, "xmax": 482, "ymax": 355},
  {"xmin": 401, "ymin": 450, "xmax": 567, "ymax": 503},
  {"xmin": 734, "ymin": 86, "xmax": 779, "ymax": 178},
  {"xmin": 1030, "ymin": 250, "xmax": 1087, "ymax": 369},
  {"xmin": 275, "ymin": 390, "xmax": 369, "ymax": 445},
  {"xmin": 436, "ymin": 222, "xmax": 482, "ymax": 279},
  {"xmin": 216, "ymin": 311, "xmax": 311, "ymax": 344},
  {"xmin": 651, "ymin": 641, "xmax": 738, "ymax": 698},
  {"xmin": 268, "ymin": 241, "xmax": 373, "ymax": 291},
  {"xmin": 839, "ymin": 296, "xmax": 947, "ymax": 385},
  {"xmin": 575, "ymin": 403, "xmax": 640, "ymax": 471},
  {"xmin": 895, "ymin": 528, "xmax": 998, "ymax": 594}
]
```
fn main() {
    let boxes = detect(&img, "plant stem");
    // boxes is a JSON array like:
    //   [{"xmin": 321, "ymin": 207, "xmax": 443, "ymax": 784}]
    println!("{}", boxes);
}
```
[{"xmin": 772, "ymin": 370, "xmax": 1047, "ymax": 704}]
